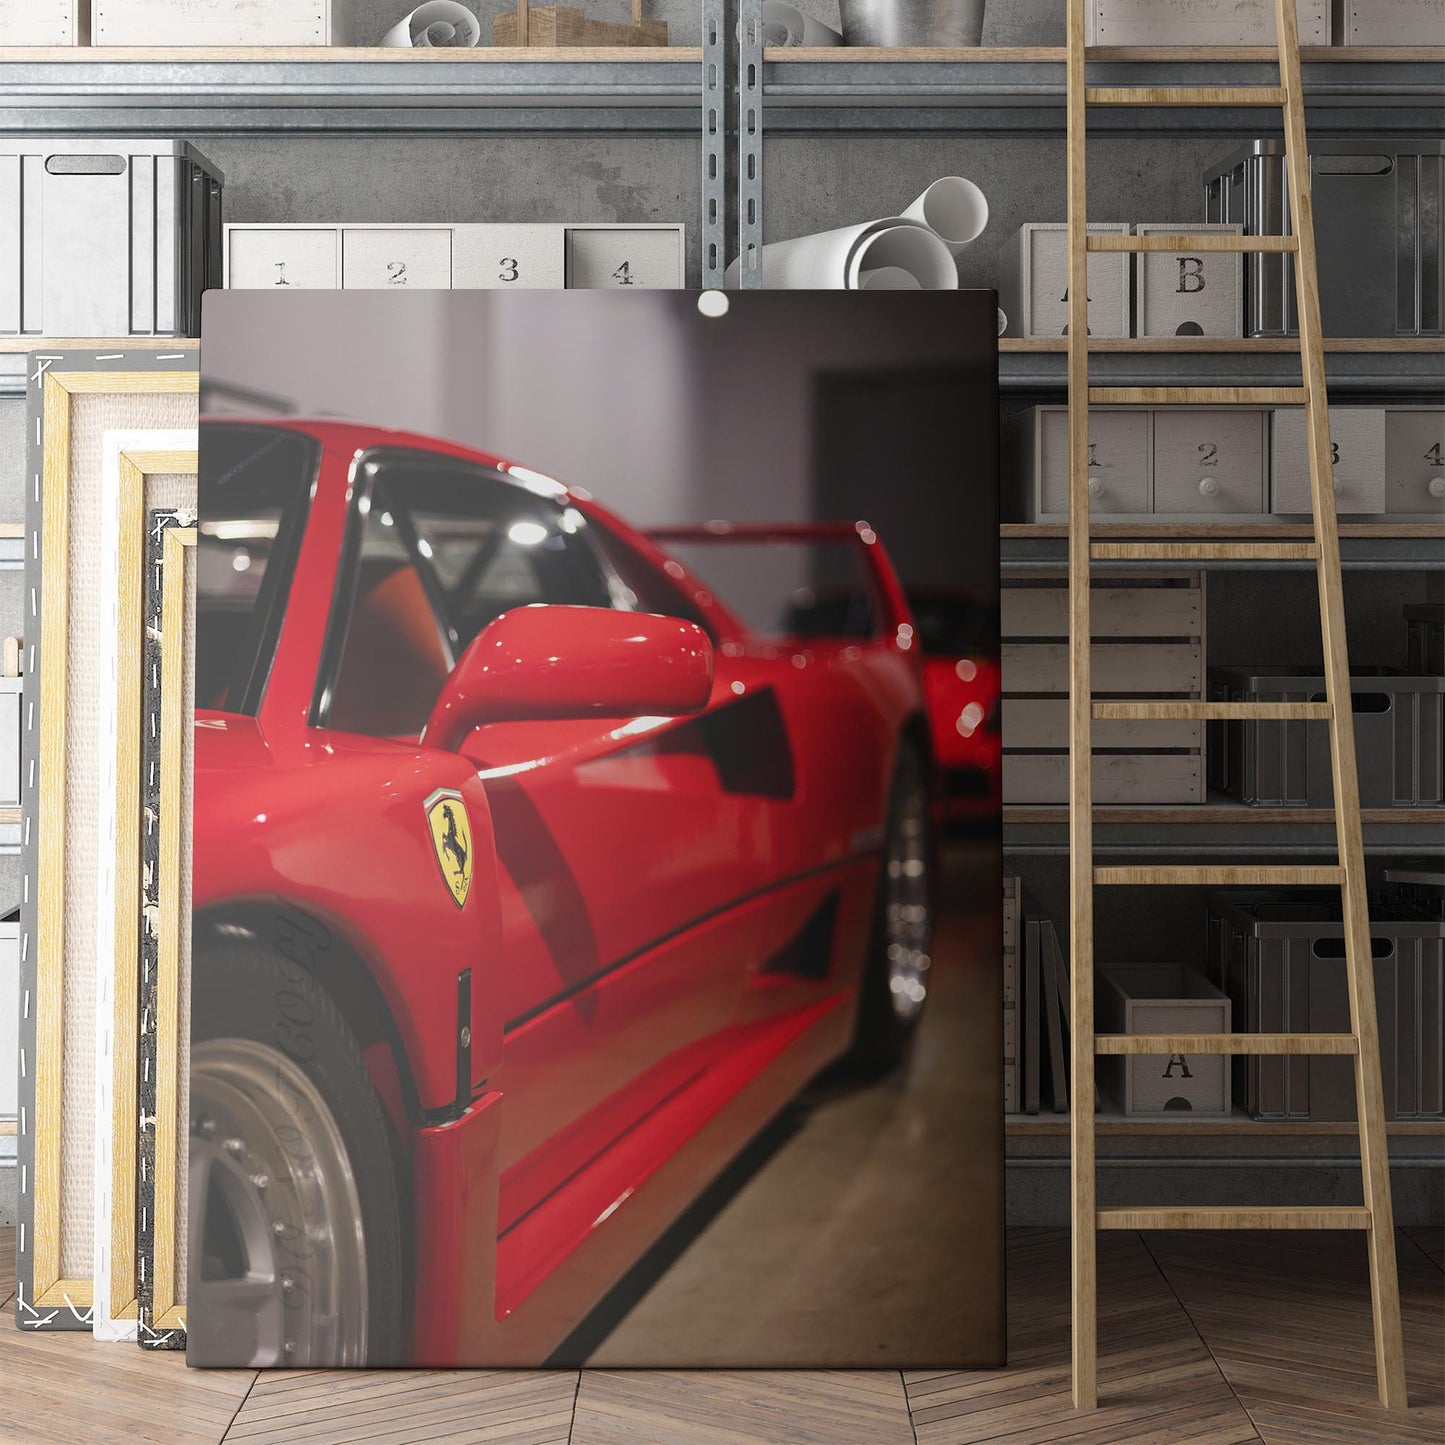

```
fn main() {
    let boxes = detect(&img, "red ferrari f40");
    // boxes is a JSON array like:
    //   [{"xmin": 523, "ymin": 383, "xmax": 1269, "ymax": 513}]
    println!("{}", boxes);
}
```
[{"xmin": 189, "ymin": 420, "xmax": 938, "ymax": 1367}]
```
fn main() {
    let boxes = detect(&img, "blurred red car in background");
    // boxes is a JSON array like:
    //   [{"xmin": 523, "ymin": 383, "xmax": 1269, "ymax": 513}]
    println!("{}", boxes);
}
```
[{"xmin": 906, "ymin": 589, "xmax": 1001, "ymax": 827}]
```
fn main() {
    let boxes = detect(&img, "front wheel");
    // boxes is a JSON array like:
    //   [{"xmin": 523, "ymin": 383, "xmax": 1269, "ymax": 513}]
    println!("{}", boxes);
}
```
[
  {"xmin": 188, "ymin": 939, "xmax": 407, "ymax": 1367},
  {"xmin": 848, "ymin": 741, "xmax": 936, "ymax": 1070}
]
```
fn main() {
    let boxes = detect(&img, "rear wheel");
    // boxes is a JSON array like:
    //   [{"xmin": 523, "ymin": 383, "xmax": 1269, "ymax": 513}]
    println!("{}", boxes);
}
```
[
  {"xmin": 849, "ymin": 741, "xmax": 936, "ymax": 1070},
  {"xmin": 188, "ymin": 938, "xmax": 407, "ymax": 1367}
]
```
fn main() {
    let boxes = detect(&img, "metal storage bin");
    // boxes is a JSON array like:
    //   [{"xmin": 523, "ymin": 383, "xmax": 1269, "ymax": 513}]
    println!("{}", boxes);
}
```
[
  {"xmin": 1208, "ymin": 664, "xmax": 1444, "ymax": 807},
  {"xmin": 0, "ymin": 139, "xmax": 223, "ymax": 338},
  {"xmin": 1097, "ymin": 965, "xmax": 1232, "ymax": 1118},
  {"xmin": 1204, "ymin": 139, "xmax": 1444, "ymax": 338},
  {"xmin": 1406, "ymin": 603, "xmax": 1444, "ymax": 676},
  {"xmin": 1208, "ymin": 891, "xmax": 1445, "ymax": 1121}
]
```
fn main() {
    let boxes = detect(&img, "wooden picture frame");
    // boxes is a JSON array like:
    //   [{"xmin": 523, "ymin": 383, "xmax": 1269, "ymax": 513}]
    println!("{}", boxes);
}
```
[
  {"xmin": 137, "ymin": 511, "xmax": 196, "ymax": 1349},
  {"xmin": 14, "ymin": 351, "xmax": 198, "ymax": 1332},
  {"xmin": 93, "ymin": 436, "xmax": 198, "ymax": 1342}
]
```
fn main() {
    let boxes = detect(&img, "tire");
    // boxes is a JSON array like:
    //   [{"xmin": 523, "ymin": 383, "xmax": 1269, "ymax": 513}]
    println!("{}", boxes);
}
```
[
  {"xmin": 188, "ymin": 931, "xmax": 407, "ymax": 1368},
  {"xmin": 848, "ymin": 740, "xmax": 937, "ymax": 1071}
]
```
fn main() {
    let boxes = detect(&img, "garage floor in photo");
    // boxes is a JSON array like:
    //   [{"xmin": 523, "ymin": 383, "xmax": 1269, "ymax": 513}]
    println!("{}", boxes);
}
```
[{"xmin": 2, "ymin": 840, "xmax": 1442, "ymax": 1443}]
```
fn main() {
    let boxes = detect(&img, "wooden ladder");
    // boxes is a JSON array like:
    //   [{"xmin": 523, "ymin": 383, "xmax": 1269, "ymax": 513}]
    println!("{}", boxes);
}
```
[{"xmin": 1064, "ymin": 0, "xmax": 1407, "ymax": 1412}]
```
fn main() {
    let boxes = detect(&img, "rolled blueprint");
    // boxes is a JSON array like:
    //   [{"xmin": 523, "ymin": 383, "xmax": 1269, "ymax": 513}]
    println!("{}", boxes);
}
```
[
  {"xmin": 725, "ymin": 217, "xmax": 958, "ymax": 290},
  {"xmin": 901, "ymin": 176, "xmax": 989, "ymax": 255},
  {"xmin": 998, "ymin": 308, "xmax": 1008, "ymax": 336},
  {"xmin": 762, "ymin": 2, "xmax": 845, "ymax": 46},
  {"xmin": 857, "ymin": 266, "xmax": 922, "ymax": 289},
  {"xmin": 383, "ymin": 2, "xmax": 482, "ymax": 47}
]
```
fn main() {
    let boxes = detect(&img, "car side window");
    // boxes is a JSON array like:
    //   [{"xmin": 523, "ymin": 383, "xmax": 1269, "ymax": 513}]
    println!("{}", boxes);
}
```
[{"xmin": 322, "ymin": 455, "xmax": 615, "ymax": 739}]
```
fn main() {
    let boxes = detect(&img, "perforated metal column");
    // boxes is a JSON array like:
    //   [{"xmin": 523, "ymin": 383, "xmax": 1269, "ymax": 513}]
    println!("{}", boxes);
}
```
[
  {"xmin": 701, "ymin": 0, "xmax": 727, "ymax": 287},
  {"xmin": 736, "ymin": 0, "xmax": 763, "ymax": 288}
]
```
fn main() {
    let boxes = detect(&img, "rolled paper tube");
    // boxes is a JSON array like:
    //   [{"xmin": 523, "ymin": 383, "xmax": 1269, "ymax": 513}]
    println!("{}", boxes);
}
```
[
  {"xmin": 761, "ymin": 2, "xmax": 845, "ymax": 45},
  {"xmin": 998, "ymin": 308, "xmax": 1008, "ymax": 336},
  {"xmin": 382, "ymin": 1, "xmax": 482, "ymax": 47},
  {"xmin": 857, "ymin": 266, "xmax": 923, "ymax": 289},
  {"xmin": 725, "ymin": 218, "xmax": 958, "ymax": 290},
  {"xmin": 902, "ymin": 176, "xmax": 989, "ymax": 255}
]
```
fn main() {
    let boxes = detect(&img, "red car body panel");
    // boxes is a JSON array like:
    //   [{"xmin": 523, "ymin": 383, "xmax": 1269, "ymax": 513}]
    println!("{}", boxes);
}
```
[{"xmin": 194, "ymin": 420, "xmax": 930, "ymax": 1363}]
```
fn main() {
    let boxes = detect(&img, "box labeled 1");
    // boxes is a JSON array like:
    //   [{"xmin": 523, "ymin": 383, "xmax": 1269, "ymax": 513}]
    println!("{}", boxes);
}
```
[
  {"xmin": 1134, "ymin": 223, "xmax": 1243, "ymax": 338},
  {"xmin": 226, "ymin": 227, "xmax": 340, "ymax": 289},
  {"xmin": 565, "ymin": 226, "xmax": 685, "ymax": 289},
  {"xmin": 1271, "ymin": 407, "xmax": 1386, "ymax": 515},
  {"xmin": 997, "ymin": 224, "xmax": 1131, "ymax": 338}
]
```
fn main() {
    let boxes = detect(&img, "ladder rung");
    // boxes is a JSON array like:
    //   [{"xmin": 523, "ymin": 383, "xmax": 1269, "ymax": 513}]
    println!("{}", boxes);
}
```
[
  {"xmin": 1095, "ymin": 1033, "xmax": 1358, "ymax": 1057},
  {"xmin": 1090, "ymin": 541, "xmax": 1321, "ymax": 562},
  {"xmin": 1086, "ymin": 86, "xmax": 1287, "ymax": 107},
  {"xmin": 1089, "ymin": 387, "xmax": 1309, "ymax": 405},
  {"xmin": 1087, "ymin": 234, "xmax": 1297, "ymax": 253},
  {"xmin": 1093, "ymin": 701, "xmax": 1331, "ymax": 721},
  {"xmin": 1094, "ymin": 866, "xmax": 1345, "ymax": 886},
  {"xmin": 1097, "ymin": 1206, "xmax": 1370, "ymax": 1232}
]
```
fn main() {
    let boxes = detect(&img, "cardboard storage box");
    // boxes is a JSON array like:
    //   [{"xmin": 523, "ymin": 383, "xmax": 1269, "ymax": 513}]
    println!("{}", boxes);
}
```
[
  {"xmin": 0, "ymin": 0, "xmax": 86, "ymax": 43},
  {"xmin": 1088, "ymin": 0, "xmax": 1329, "ymax": 44},
  {"xmin": 1209, "ymin": 664, "xmax": 1444, "ymax": 807},
  {"xmin": 0, "ymin": 138, "xmax": 223, "ymax": 337},
  {"xmin": 1134, "ymin": 223, "xmax": 1244, "ymax": 339},
  {"xmin": 1209, "ymin": 891, "xmax": 1444, "ymax": 1120},
  {"xmin": 93, "ymin": 0, "xmax": 354, "ymax": 45},
  {"xmin": 1098, "ymin": 966, "xmax": 1232, "ymax": 1119},
  {"xmin": 997, "ymin": 224, "xmax": 1130, "ymax": 339},
  {"xmin": 225, "ymin": 222, "xmax": 683, "ymax": 291},
  {"xmin": 1271, "ymin": 406, "xmax": 1387, "ymax": 515},
  {"xmin": 1332, "ymin": 0, "xmax": 1445, "ymax": 43},
  {"xmin": 1205, "ymin": 139, "xmax": 1445, "ymax": 338}
]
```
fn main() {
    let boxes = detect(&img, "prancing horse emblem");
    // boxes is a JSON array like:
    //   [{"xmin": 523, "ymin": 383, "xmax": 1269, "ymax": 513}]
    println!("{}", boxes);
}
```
[{"xmin": 424, "ymin": 788, "xmax": 473, "ymax": 909}]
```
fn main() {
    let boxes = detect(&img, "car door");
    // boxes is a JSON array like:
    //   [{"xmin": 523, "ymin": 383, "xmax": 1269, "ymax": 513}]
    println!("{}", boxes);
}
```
[{"xmin": 314, "ymin": 451, "xmax": 795, "ymax": 1235}]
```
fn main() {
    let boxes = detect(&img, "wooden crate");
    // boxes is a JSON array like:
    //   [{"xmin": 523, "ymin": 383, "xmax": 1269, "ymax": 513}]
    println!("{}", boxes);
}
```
[
  {"xmin": 1332, "ymin": 0, "xmax": 1444, "ymax": 44},
  {"xmin": 1001, "ymin": 575, "xmax": 1206, "ymax": 806},
  {"xmin": 494, "ymin": 2, "xmax": 667, "ymax": 46}
]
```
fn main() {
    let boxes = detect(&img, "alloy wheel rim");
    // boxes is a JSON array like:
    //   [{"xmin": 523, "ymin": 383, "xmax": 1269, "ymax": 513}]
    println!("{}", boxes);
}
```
[{"xmin": 188, "ymin": 1038, "xmax": 369, "ymax": 1367}]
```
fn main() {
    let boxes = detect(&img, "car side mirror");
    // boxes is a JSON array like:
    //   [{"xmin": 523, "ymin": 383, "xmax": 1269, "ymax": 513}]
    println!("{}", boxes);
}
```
[{"xmin": 423, "ymin": 605, "xmax": 714, "ymax": 752}]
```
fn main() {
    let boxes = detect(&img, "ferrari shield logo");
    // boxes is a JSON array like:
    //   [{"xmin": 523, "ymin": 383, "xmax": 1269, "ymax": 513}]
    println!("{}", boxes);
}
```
[{"xmin": 425, "ymin": 788, "xmax": 473, "ymax": 909}]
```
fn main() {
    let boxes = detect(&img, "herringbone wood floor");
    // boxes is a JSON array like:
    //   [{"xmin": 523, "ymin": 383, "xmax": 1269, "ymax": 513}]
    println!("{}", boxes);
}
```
[{"xmin": 2, "ymin": 1224, "xmax": 1441, "ymax": 1443}]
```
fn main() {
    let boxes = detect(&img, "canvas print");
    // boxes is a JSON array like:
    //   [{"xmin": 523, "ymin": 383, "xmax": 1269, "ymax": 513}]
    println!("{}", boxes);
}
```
[{"xmin": 189, "ymin": 288, "xmax": 1002, "ymax": 1369}]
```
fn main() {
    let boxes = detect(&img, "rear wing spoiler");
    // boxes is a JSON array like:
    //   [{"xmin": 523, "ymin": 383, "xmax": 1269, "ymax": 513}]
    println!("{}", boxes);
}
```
[{"xmin": 646, "ymin": 520, "xmax": 916, "ymax": 646}]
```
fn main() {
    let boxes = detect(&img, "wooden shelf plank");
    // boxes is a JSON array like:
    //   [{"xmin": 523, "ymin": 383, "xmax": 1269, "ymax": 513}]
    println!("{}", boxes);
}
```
[
  {"xmin": 1006, "ymin": 1113, "xmax": 1445, "ymax": 1137},
  {"xmin": 999, "ymin": 336, "xmax": 1445, "ymax": 353}
]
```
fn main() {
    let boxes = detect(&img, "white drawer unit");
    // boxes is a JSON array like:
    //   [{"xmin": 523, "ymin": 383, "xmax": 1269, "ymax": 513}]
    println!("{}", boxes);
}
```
[
  {"xmin": 93, "ymin": 0, "xmax": 354, "ymax": 45},
  {"xmin": 342, "ymin": 228, "xmax": 453, "ymax": 290},
  {"xmin": 453, "ymin": 224, "xmax": 566, "ymax": 289},
  {"xmin": 1271, "ymin": 407, "xmax": 1387, "ymax": 515},
  {"xmin": 0, "ymin": 0, "xmax": 85, "ymax": 43},
  {"xmin": 997, "ymin": 223, "xmax": 1131, "ymax": 339},
  {"xmin": 227, "ymin": 226, "xmax": 340, "ymax": 290},
  {"xmin": 1332, "ymin": 0, "xmax": 1445, "ymax": 43},
  {"xmin": 565, "ymin": 225, "xmax": 686, "ymax": 289},
  {"xmin": 226, "ymin": 223, "xmax": 684, "ymax": 291},
  {"xmin": 1134, "ymin": 223, "xmax": 1244, "ymax": 339},
  {"xmin": 0, "ymin": 138, "xmax": 223, "ymax": 337},
  {"xmin": 1384, "ymin": 407, "xmax": 1445, "ymax": 515},
  {"xmin": 1152, "ymin": 408, "xmax": 1267, "ymax": 517},
  {"xmin": 1010, "ymin": 406, "xmax": 1150, "ymax": 521},
  {"xmin": 1088, "ymin": 0, "xmax": 1329, "ymax": 44}
]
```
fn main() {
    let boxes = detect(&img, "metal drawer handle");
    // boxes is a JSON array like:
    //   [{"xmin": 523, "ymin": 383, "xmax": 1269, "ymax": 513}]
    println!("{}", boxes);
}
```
[
  {"xmin": 1307, "ymin": 690, "xmax": 1392, "ymax": 714},
  {"xmin": 1312, "ymin": 937, "xmax": 1397, "ymax": 960},
  {"xmin": 45, "ymin": 154, "xmax": 126, "ymax": 176},
  {"xmin": 1313, "ymin": 155, "xmax": 1394, "ymax": 177}
]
